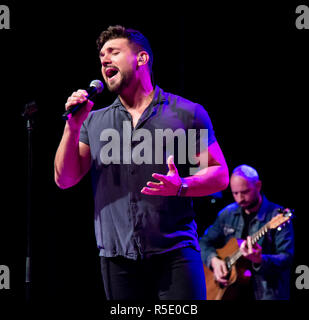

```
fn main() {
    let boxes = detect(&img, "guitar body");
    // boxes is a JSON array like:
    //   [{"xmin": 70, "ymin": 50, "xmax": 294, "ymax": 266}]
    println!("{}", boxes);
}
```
[{"xmin": 204, "ymin": 238, "xmax": 251, "ymax": 300}]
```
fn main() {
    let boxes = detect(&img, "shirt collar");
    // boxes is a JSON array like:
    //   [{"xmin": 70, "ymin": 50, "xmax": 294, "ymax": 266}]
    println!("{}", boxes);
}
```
[
  {"xmin": 255, "ymin": 195, "xmax": 270, "ymax": 222},
  {"xmin": 110, "ymin": 85, "xmax": 166, "ymax": 111}
]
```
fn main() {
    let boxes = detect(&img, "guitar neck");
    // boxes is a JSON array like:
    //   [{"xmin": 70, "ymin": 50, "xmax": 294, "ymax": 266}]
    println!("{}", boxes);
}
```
[
  {"xmin": 229, "ymin": 222, "xmax": 270, "ymax": 266},
  {"xmin": 250, "ymin": 223, "xmax": 270, "ymax": 245}
]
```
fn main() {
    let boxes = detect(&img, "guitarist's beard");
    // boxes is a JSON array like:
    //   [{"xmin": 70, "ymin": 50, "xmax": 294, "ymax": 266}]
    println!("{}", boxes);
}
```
[{"xmin": 239, "ymin": 196, "xmax": 261, "ymax": 212}]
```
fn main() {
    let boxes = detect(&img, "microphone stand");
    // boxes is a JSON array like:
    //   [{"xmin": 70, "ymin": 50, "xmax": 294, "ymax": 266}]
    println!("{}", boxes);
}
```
[{"xmin": 22, "ymin": 101, "xmax": 38, "ymax": 303}]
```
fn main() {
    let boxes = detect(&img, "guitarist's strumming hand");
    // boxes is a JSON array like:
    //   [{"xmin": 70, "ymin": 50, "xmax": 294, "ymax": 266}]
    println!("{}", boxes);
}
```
[
  {"xmin": 240, "ymin": 236, "xmax": 262, "ymax": 264},
  {"xmin": 210, "ymin": 256, "xmax": 230, "ymax": 286}
]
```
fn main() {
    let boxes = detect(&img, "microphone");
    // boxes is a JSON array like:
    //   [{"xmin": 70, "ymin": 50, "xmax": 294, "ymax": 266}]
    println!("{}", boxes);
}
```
[{"xmin": 62, "ymin": 80, "xmax": 104, "ymax": 120}]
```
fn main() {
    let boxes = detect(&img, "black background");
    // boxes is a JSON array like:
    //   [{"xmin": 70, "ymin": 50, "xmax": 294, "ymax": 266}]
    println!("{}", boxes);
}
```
[{"xmin": 0, "ymin": 0, "xmax": 308, "ymax": 312}]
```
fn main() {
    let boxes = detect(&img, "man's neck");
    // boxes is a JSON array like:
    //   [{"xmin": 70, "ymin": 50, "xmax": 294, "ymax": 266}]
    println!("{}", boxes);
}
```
[{"xmin": 119, "ymin": 78, "xmax": 154, "ymax": 112}]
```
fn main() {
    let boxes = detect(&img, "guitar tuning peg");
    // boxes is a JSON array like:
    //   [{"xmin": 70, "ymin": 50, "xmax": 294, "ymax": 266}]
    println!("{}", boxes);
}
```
[{"xmin": 277, "ymin": 226, "xmax": 282, "ymax": 231}]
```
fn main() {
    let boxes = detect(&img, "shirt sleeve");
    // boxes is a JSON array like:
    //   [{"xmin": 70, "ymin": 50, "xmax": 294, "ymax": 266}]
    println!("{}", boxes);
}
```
[
  {"xmin": 254, "ymin": 221, "xmax": 295, "ymax": 275},
  {"xmin": 193, "ymin": 104, "xmax": 217, "ymax": 151},
  {"xmin": 79, "ymin": 116, "xmax": 90, "ymax": 146}
]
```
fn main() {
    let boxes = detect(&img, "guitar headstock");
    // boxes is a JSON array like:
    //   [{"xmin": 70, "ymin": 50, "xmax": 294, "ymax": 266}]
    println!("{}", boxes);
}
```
[{"xmin": 268, "ymin": 208, "xmax": 294, "ymax": 231}]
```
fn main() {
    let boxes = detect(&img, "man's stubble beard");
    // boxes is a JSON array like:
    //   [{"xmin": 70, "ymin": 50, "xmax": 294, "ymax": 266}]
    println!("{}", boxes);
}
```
[
  {"xmin": 106, "ymin": 69, "xmax": 134, "ymax": 95},
  {"xmin": 240, "ymin": 193, "xmax": 261, "ymax": 212}
]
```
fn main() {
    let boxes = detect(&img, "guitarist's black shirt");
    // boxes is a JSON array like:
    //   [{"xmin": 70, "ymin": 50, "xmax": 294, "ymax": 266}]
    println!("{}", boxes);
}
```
[
  {"xmin": 241, "ymin": 210, "xmax": 258, "ymax": 239},
  {"xmin": 238, "ymin": 210, "xmax": 258, "ymax": 300}
]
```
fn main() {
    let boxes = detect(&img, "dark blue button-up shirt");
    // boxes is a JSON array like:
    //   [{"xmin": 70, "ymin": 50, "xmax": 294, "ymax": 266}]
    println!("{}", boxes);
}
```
[{"xmin": 79, "ymin": 86, "xmax": 216, "ymax": 260}]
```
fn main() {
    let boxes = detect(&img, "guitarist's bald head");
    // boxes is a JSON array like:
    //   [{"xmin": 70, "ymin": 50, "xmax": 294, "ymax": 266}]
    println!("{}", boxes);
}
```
[{"xmin": 231, "ymin": 165, "xmax": 260, "ymax": 185}]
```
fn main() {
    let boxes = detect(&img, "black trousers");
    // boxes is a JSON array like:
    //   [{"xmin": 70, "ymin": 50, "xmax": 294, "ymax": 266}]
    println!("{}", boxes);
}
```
[{"xmin": 100, "ymin": 247, "xmax": 206, "ymax": 300}]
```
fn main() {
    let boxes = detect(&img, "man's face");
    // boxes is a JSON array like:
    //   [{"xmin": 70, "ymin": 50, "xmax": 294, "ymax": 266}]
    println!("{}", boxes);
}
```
[
  {"xmin": 99, "ymin": 38, "xmax": 137, "ymax": 94},
  {"xmin": 230, "ymin": 175, "xmax": 261, "ymax": 211}
]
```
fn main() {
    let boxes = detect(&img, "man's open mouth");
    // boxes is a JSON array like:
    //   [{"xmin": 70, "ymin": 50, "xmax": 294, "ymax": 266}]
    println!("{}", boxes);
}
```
[{"xmin": 105, "ymin": 67, "xmax": 119, "ymax": 79}]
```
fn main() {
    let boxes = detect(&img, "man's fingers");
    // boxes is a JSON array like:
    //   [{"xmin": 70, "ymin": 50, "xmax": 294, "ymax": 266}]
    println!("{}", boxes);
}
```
[
  {"xmin": 221, "ymin": 264, "xmax": 228, "ymax": 276},
  {"xmin": 247, "ymin": 236, "xmax": 252, "ymax": 254},
  {"xmin": 147, "ymin": 181, "xmax": 163, "ymax": 187},
  {"xmin": 76, "ymin": 89, "xmax": 88, "ymax": 97},
  {"xmin": 146, "ymin": 181, "xmax": 163, "ymax": 188},
  {"xmin": 240, "ymin": 239, "xmax": 247, "ymax": 249},
  {"xmin": 215, "ymin": 274, "xmax": 229, "ymax": 286},
  {"xmin": 141, "ymin": 187, "xmax": 162, "ymax": 195},
  {"xmin": 152, "ymin": 173, "xmax": 169, "ymax": 184},
  {"xmin": 240, "ymin": 239, "xmax": 248, "ymax": 256},
  {"xmin": 66, "ymin": 96, "xmax": 86, "ymax": 106},
  {"xmin": 167, "ymin": 155, "xmax": 177, "ymax": 173},
  {"xmin": 65, "ymin": 90, "xmax": 89, "ymax": 110},
  {"xmin": 71, "ymin": 90, "xmax": 88, "ymax": 100}
]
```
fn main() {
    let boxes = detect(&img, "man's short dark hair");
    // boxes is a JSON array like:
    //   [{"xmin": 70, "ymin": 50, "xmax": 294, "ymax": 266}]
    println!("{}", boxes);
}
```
[{"xmin": 96, "ymin": 25, "xmax": 154, "ymax": 76}]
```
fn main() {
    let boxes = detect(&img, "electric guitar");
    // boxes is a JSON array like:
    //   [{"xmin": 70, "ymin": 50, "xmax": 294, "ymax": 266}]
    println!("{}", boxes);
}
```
[{"xmin": 203, "ymin": 208, "xmax": 293, "ymax": 300}]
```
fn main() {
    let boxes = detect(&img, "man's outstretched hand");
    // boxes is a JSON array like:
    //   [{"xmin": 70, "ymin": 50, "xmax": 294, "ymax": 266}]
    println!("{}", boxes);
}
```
[{"xmin": 141, "ymin": 155, "xmax": 182, "ymax": 196}]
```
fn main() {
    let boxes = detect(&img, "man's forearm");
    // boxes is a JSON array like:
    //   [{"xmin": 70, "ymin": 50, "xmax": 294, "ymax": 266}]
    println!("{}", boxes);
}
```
[
  {"xmin": 54, "ymin": 124, "xmax": 83, "ymax": 189},
  {"xmin": 183, "ymin": 165, "xmax": 229, "ymax": 197}
]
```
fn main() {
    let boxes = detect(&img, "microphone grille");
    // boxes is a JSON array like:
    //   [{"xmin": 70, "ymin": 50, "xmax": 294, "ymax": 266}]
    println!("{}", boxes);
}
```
[{"xmin": 89, "ymin": 80, "xmax": 104, "ymax": 93}]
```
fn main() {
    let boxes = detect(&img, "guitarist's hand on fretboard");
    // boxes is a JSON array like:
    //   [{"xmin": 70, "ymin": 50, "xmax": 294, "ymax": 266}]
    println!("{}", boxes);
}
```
[{"xmin": 239, "ymin": 236, "xmax": 262, "ymax": 264}]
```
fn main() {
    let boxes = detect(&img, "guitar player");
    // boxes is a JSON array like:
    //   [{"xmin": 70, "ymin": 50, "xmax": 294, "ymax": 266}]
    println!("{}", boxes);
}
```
[{"xmin": 199, "ymin": 165, "xmax": 294, "ymax": 300}]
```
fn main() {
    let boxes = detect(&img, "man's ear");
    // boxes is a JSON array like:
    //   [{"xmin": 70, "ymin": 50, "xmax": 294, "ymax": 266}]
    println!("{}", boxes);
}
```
[
  {"xmin": 137, "ymin": 51, "xmax": 149, "ymax": 66},
  {"xmin": 256, "ymin": 180, "xmax": 262, "ymax": 192}
]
